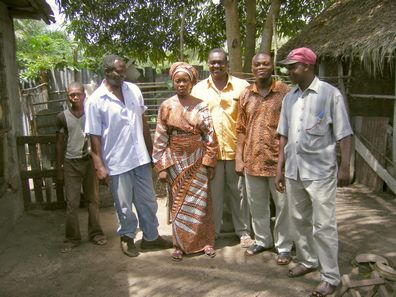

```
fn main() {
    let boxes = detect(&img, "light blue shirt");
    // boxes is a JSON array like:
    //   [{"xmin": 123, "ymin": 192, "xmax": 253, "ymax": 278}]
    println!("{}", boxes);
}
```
[
  {"xmin": 85, "ymin": 81, "xmax": 151, "ymax": 175},
  {"xmin": 277, "ymin": 76, "xmax": 353, "ymax": 181}
]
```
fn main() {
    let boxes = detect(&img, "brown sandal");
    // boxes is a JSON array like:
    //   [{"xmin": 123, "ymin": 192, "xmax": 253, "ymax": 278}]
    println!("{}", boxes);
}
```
[
  {"xmin": 277, "ymin": 252, "xmax": 292, "ymax": 265},
  {"xmin": 171, "ymin": 249, "xmax": 183, "ymax": 261},
  {"xmin": 288, "ymin": 263, "xmax": 316, "ymax": 278},
  {"xmin": 203, "ymin": 246, "xmax": 216, "ymax": 258},
  {"xmin": 310, "ymin": 281, "xmax": 337, "ymax": 297}
]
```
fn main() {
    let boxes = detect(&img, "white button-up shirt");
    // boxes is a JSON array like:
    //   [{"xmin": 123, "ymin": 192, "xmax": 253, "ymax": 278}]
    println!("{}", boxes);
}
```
[
  {"xmin": 277, "ymin": 76, "xmax": 353, "ymax": 181},
  {"xmin": 85, "ymin": 81, "xmax": 151, "ymax": 175}
]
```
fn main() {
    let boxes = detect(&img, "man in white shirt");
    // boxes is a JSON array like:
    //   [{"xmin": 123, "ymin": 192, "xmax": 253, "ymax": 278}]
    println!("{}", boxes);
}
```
[
  {"xmin": 85, "ymin": 54, "xmax": 172, "ymax": 257},
  {"xmin": 276, "ymin": 47, "xmax": 352, "ymax": 297}
]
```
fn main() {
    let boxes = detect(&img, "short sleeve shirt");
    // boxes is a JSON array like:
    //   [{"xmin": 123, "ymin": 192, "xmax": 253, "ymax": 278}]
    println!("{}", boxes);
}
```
[
  {"xmin": 85, "ymin": 81, "xmax": 151, "ymax": 175},
  {"xmin": 277, "ymin": 76, "xmax": 353, "ymax": 181},
  {"xmin": 192, "ymin": 75, "xmax": 249, "ymax": 160},
  {"xmin": 236, "ymin": 80, "xmax": 290, "ymax": 176}
]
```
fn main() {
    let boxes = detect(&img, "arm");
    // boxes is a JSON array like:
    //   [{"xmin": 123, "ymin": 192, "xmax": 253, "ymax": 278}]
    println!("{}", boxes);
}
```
[
  {"xmin": 142, "ymin": 114, "xmax": 153, "ymax": 157},
  {"xmin": 337, "ymin": 135, "xmax": 352, "ymax": 187},
  {"xmin": 152, "ymin": 104, "xmax": 174, "ymax": 182},
  {"xmin": 55, "ymin": 132, "xmax": 65, "ymax": 184},
  {"xmin": 235, "ymin": 133, "xmax": 245, "ymax": 176},
  {"xmin": 331, "ymin": 90, "xmax": 353, "ymax": 187},
  {"xmin": 235, "ymin": 91, "xmax": 247, "ymax": 176},
  {"xmin": 275, "ymin": 135, "xmax": 288, "ymax": 192},
  {"xmin": 90, "ymin": 134, "xmax": 109, "ymax": 185},
  {"xmin": 200, "ymin": 107, "xmax": 218, "ymax": 180}
]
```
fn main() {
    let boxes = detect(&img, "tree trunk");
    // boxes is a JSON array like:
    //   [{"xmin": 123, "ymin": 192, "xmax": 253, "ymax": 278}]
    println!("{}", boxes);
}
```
[
  {"xmin": 243, "ymin": 0, "xmax": 256, "ymax": 74},
  {"xmin": 260, "ymin": 0, "xmax": 282, "ymax": 53},
  {"xmin": 223, "ymin": 0, "xmax": 243, "ymax": 74}
]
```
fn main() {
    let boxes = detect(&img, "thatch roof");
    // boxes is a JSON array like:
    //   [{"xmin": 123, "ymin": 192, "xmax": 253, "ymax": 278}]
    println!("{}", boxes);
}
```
[
  {"xmin": 3, "ymin": 0, "xmax": 55, "ymax": 24},
  {"xmin": 278, "ymin": 0, "xmax": 396, "ymax": 75}
]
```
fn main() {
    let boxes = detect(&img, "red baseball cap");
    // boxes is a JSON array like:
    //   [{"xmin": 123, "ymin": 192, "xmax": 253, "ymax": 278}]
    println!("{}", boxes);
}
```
[{"xmin": 279, "ymin": 47, "xmax": 317, "ymax": 65}]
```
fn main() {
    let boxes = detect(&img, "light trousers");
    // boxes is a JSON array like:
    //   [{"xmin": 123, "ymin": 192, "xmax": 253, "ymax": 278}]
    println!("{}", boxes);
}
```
[
  {"xmin": 109, "ymin": 164, "xmax": 159, "ymax": 240},
  {"xmin": 286, "ymin": 176, "xmax": 340, "ymax": 286},
  {"xmin": 211, "ymin": 160, "xmax": 250, "ymax": 237},
  {"xmin": 245, "ymin": 174, "xmax": 292, "ymax": 252}
]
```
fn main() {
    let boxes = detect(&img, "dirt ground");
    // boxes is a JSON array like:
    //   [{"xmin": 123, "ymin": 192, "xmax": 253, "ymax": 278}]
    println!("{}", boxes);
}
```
[{"xmin": 0, "ymin": 183, "xmax": 395, "ymax": 297}]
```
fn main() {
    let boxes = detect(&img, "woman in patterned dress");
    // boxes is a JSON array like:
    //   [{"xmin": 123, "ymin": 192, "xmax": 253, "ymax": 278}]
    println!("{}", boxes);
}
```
[{"xmin": 152, "ymin": 62, "xmax": 218, "ymax": 261}]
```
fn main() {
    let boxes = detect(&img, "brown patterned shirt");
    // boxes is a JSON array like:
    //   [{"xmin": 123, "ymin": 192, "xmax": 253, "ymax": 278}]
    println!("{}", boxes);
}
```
[{"xmin": 236, "ymin": 80, "xmax": 290, "ymax": 176}]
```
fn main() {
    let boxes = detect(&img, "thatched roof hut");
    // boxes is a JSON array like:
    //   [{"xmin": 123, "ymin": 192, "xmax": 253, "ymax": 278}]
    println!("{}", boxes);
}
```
[
  {"xmin": 278, "ymin": 0, "xmax": 396, "ymax": 76},
  {"xmin": 3, "ymin": 0, "xmax": 54, "ymax": 24}
]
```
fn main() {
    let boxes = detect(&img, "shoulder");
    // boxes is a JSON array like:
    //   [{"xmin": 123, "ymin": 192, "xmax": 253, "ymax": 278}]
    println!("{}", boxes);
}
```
[
  {"xmin": 317, "ymin": 80, "xmax": 342, "ymax": 98},
  {"xmin": 230, "ymin": 75, "xmax": 249, "ymax": 87},
  {"xmin": 56, "ymin": 110, "xmax": 66, "ymax": 122},
  {"xmin": 193, "ymin": 79, "xmax": 209, "ymax": 89},
  {"xmin": 123, "ymin": 82, "xmax": 142, "ymax": 94},
  {"xmin": 160, "ymin": 96, "xmax": 177, "ymax": 107},
  {"xmin": 283, "ymin": 86, "xmax": 298, "ymax": 103},
  {"xmin": 87, "ymin": 87, "xmax": 103, "ymax": 105},
  {"xmin": 239, "ymin": 84, "xmax": 253, "ymax": 101},
  {"xmin": 274, "ymin": 80, "xmax": 291, "ymax": 93}
]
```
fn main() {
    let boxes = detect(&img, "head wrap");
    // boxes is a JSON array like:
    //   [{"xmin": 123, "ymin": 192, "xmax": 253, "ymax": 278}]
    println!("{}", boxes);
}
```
[{"xmin": 169, "ymin": 62, "xmax": 199, "ymax": 85}]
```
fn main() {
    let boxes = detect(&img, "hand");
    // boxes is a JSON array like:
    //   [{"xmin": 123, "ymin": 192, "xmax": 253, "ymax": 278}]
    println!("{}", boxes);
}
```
[
  {"xmin": 158, "ymin": 171, "xmax": 167, "ymax": 183},
  {"xmin": 235, "ymin": 161, "xmax": 245, "ymax": 176},
  {"xmin": 275, "ymin": 172, "xmax": 286, "ymax": 193},
  {"xmin": 337, "ymin": 164, "xmax": 350, "ymax": 187},
  {"xmin": 96, "ymin": 166, "xmax": 109, "ymax": 186},
  {"xmin": 207, "ymin": 167, "xmax": 215, "ymax": 180}
]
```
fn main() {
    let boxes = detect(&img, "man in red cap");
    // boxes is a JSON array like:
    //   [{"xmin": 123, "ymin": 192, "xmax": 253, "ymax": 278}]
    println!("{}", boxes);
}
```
[{"xmin": 276, "ymin": 47, "xmax": 353, "ymax": 297}]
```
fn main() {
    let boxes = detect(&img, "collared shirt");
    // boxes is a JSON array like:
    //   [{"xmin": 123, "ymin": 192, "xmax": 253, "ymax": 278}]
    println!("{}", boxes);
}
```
[
  {"xmin": 192, "ymin": 75, "xmax": 249, "ymax": 160},
  {"xmin": 236, "ymin": 80, "xmax": 290, "ymax": 176},
  {"xmin": 85, "ymin": 81, "xmax": 151, "ymax": 175},
  {"xmin": 277, "ymin": 76, "xmax": 353, "ymax": 181}
]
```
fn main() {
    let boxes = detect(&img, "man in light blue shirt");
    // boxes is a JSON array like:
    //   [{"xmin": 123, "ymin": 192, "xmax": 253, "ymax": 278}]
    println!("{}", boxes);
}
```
[
  {"xmin": 276, "ymin": 48, "xmax": 352, "ymax": 297},
  {"xmin": 85, "ymin": 54, "xmax": 172, "ymax": 257}
]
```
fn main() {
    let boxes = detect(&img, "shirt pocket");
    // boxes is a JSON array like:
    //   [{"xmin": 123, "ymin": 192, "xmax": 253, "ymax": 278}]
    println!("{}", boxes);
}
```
[{"xmin": 305, "ymin": 114, "xmax": 327, "ymax": 136}]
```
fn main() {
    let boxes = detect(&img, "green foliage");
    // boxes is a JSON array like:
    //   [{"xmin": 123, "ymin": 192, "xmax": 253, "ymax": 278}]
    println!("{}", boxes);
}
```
[
  {"xmin": 15, "ymin": 19, "xmax": 87, "ymax": 82},
  {"xmin": 56, "ymin": 0, "xmax": 333, "ymax": 65}
]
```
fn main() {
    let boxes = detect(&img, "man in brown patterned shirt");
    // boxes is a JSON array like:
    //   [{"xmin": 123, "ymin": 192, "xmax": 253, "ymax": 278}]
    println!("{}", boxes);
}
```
[{"xmin": 236, "ymin": 52, "xmax": 293, "ymax": 264}]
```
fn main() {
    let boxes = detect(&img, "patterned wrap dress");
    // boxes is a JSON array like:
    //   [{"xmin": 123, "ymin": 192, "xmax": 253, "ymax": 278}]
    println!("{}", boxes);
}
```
[{"xmin": 153, "ymin": 96, "xmax": 218, "ymax": 254}]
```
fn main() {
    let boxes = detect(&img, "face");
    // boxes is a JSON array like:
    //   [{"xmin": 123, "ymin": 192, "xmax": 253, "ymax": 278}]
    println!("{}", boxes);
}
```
[
  {"xmin": 173, "ymin": 72, "xmax": 192, "ymax": 96},
  {"xmin": 286, "ymin": 62, "xmax": 309, "ymax": 85},
  {"xmin": 208, "ymin": 52, "xmax": 228, "ymax": 80},
  {"xmin": 67, "ymin": 86, "xmax": 85, "ymax": 106},
  {"xmin": 105, "ymin": 59, "xmax": 126, "ymax": 87},
  {"xmin": 252, "ymin": 54, "xmax": 273, "ymax": 80}
]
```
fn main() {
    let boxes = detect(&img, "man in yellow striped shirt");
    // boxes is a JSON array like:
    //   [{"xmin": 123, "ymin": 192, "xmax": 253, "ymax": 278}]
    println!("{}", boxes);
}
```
[{"xmin": 192, "ymin": 48, "xmax": 252, "ymax": 247}]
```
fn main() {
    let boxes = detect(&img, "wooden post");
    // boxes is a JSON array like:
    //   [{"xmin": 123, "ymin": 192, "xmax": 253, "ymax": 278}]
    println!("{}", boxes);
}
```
[
  {"xmin": 272, "ymin": 17, "xmax": 277, "ymax": 77},
  {"xmin": 179, "ymin": 4, "xmax": 186, "ymax": 61},
  {"xmin": 318, "ymin": 62, "xmax": 325, "ymax": 79},
  {"xmin": 393, "ymin": 62, "xmax": 396, "ymax": 176}
]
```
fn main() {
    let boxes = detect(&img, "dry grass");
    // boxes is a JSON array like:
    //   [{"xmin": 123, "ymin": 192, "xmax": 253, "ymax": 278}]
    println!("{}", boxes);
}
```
[{"xmin": 279, "ymin": 0, "xmax": 396, "ymax": 76}]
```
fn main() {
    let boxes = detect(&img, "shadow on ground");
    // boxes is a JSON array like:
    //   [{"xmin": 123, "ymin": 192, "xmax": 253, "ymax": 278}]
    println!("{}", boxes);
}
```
[{"xmin": 0, "ymin": 183, "xmax": 395, "ymax": 297}]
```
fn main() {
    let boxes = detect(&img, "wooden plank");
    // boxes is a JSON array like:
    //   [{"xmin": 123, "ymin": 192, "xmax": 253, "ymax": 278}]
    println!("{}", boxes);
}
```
[
  {"xmin": 28, "ymin": 143, "xmax": 44, "ymax": 203},
  {"xmin": 17, "ymin": 135, "xmax": 56, "ymax": 145},
  {"xmin": 355, "ymin": 117, "xmax": 388, "ymax": 191},
  {"xmin": 20, "ymin": 177, "xmax": 31, "ymax": 208},
  {"xmin": 393, "ymin": 62, "xmax": 396, "ymax": 179},
  {"xmin": 355, "ymin": 135, "xmax": 396, "ymax": 194},
  {"xmin": 55, "ymin": 181, "xmax": 64, "ymax": 202},
  {"xmin": 350, "ymin": 94, "xmax": 396, "ymax": 100},
  {"xmin": 20, "ymin": 169, "xmax": 56, "ymax": 179}
]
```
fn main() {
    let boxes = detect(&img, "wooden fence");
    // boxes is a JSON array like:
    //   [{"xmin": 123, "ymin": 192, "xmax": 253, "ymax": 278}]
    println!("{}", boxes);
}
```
[{"xmin": 16, "ymin": 135, "xmax": 64, "ymax": 209}]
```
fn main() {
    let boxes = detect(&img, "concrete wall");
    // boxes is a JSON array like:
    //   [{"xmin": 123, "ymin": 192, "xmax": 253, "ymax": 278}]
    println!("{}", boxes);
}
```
[{"xmin": 0, "ymin": 2, "xmax": 25, "ymax": 238}]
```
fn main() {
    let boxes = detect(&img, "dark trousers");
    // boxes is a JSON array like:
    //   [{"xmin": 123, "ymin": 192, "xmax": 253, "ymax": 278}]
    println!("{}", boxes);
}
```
[{"xmin": 64, "ymin": 158, "xmax": 104, "ymax": 243}]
